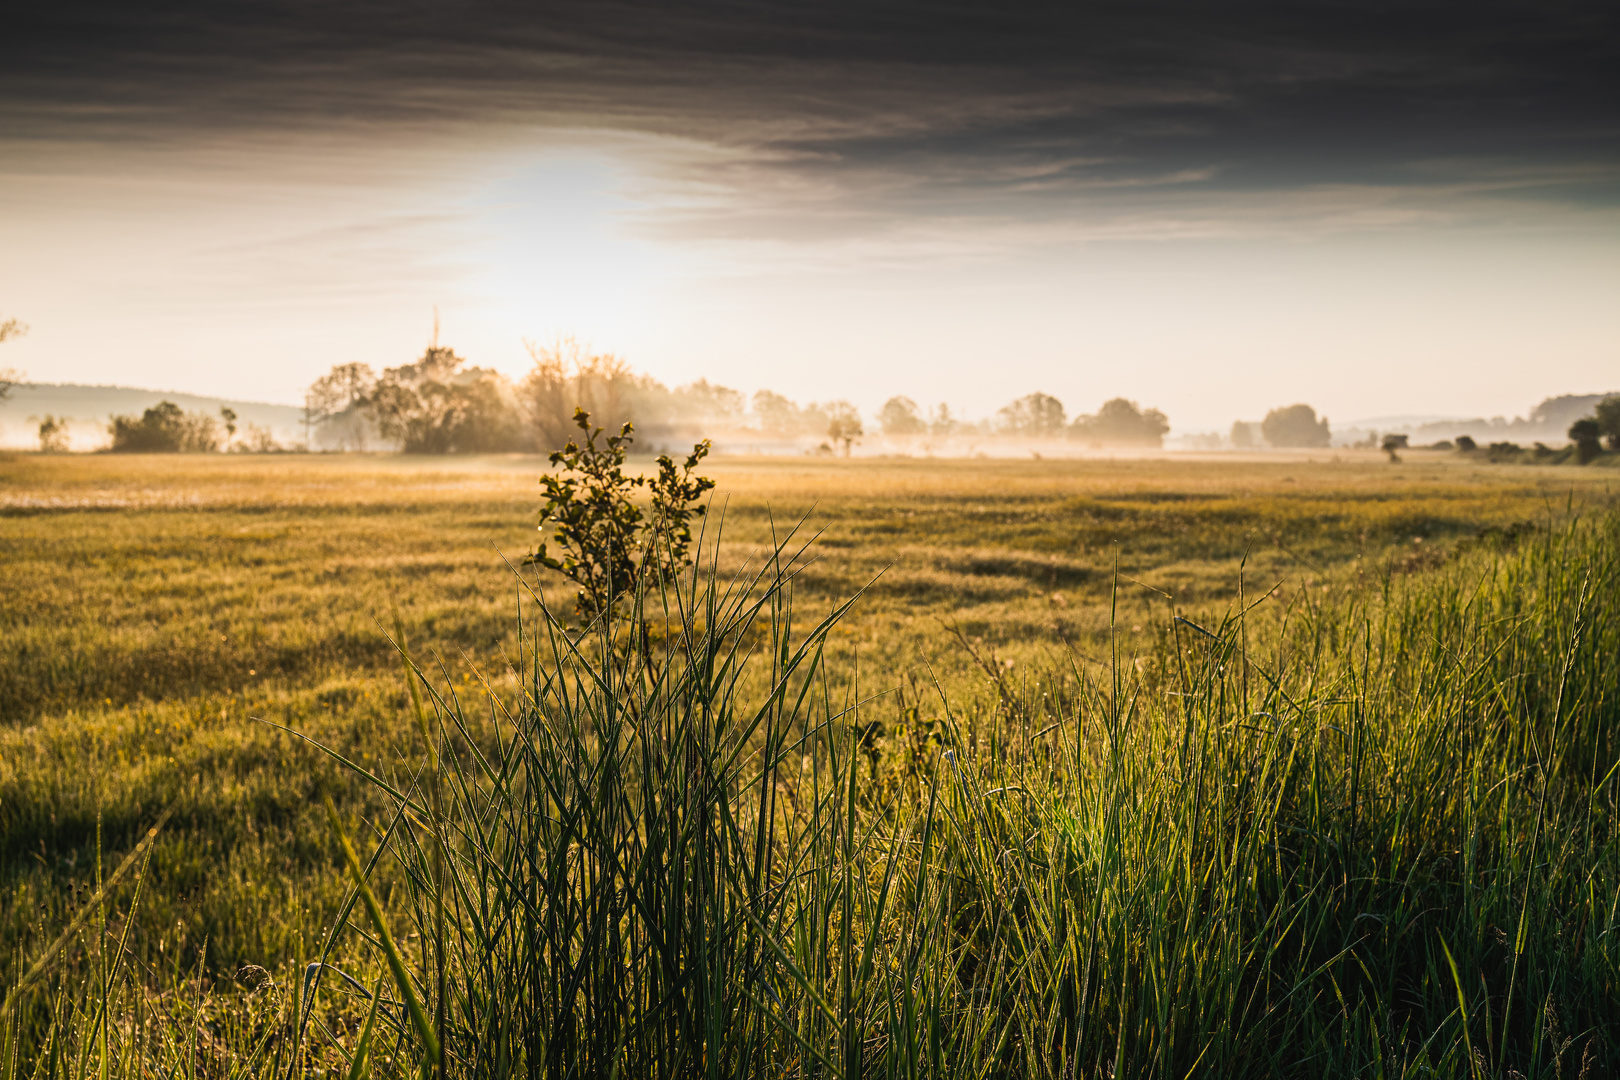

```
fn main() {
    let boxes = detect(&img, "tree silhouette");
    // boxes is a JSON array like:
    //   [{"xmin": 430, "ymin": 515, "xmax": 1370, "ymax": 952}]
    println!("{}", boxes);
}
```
[
  {"xmin": 1071, "ymin": 398, "xmax": 1170, "ymax": 446},
  {"xmin": 1569, "ymin": 417, "xmax": 1603, "ymax": 464},
  {"xmin": 879, "ymin": 396, "xmax": 926, "ymax": 436},
  {"xmin": 826, "ymin": 401, "xmax": 863, "ymax": 456},
  {"xmin": 996, "ymin": 392, "xmax": 1066, "ymax": 437},
  {"xmin": 1593, "ymin": 395, "xmax": 1620, "ymax": 451},
  {"xmin": 1261, "ymin": 404, "xmax": 1331, "ymax": 448}
]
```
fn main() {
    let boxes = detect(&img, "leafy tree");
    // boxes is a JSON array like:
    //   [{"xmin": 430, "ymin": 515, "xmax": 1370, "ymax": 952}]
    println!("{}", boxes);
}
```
[
  {"xmin": 219, "ymin": 406, "xmax": 238, "ymax": 448},
  {"xmin": 1070, "ymin": 398, "xmax": 1170, "ymax": 446},
  {"xmin": 310, "ymin": 362, "xmax": 376, "ymax": 413},
  {"xmin": 108, "ymin": 401, "xmax": 221, "ymax": 452},
  {"xmin": 363, "ymin": 345, "xmax": 521, "ymax": 453},
  {"xmin": 1261, "ymin": 404, "xmax": 1331, "ymax": 448},
  {"xmin": 1593, "ymin": 394, "xmax": 1620, "ymax": 451},
  {"xmin": 997, "ymin": 392, "xmax": 1066, "ymax": 437},
  {"xmin": 826, "ymin": 401, "xmax": 863, "ymax": 456},
  {"xmin": 304, "ymin": 364, "xmax": 378, "ymax": 450},
  {"xmin": 37, "ymin": 415, "xmax": 69, "ymax": 453},
  {"xmin": 1569, "ymin": 417, "xmax": 1603, "ymax": 464},
  {"xmin": 527, "ymin": 408, "xmax": 715, "ymax": 622},
  {"xmin": 1455, "ymin": 434, "xmax": 1478, "ymax": 452},
  {"xmin": 1381, "ymin": 433, "xmax": 1407, "ymax": 462},
  {"xmin": 1230, "ymin": 421, "xmax": 1258, "ymax": 449},
  {"xmin": 879, "ymin": 396, "xmax": 926, "ymax": 436},
  {"xmin": 929, "ymin": 403, "xmax": 957, "ymax": 437}
]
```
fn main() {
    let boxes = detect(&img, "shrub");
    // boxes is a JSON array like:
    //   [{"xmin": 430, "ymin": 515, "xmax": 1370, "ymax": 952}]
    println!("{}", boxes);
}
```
[
  {"xmin": 37, "ymin": 415, "xmax": 69, "ymax": 453},
  {"xmin": 1569, "ymin": 417, "xmax": 1603, "ymax": 464},
  {"xmin": 107, "ymin": 401, "xmax": 221, "ymax": 452},
  {"xmin": 527, "ymin": 408, "xmax": 714, "ymax": 621}
]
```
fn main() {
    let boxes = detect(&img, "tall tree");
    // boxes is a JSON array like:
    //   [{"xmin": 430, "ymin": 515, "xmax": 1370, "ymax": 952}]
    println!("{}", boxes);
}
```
[
  {"xmin": 825, "ymin": 401, "xmax": 863, "ymax": 456},
  {"xmin": 878, "ymin": 395, "xmax": 926, "ymax": 436},
  {"xmin": 996, "ymin": 392, "xmax": 1066, "ymax": 437}
]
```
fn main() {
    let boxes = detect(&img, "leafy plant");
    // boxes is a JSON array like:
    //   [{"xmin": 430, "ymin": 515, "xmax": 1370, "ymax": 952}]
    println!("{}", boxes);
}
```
[{"xmin": 527, "ymin": 407, "xmax": 714, "ymax": 620}]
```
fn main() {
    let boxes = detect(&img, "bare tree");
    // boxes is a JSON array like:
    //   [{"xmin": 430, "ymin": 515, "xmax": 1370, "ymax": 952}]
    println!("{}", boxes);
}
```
[{"xmin": 0, "ymin": 314, "xmax": 27, "ymax": 403}]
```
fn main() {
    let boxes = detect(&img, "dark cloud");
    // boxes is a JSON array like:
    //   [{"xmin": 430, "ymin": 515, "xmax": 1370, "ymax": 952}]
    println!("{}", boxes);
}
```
[{"xmin": 6, "ymin": 2, "xmax": 1619, "ymax": 212}]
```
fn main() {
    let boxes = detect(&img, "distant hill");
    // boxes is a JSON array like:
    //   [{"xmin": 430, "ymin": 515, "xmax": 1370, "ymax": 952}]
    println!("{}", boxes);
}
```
[
  {"xmin": 1406, "ymin": 392, "xmax": 1617, "ymax": 446},
  {"xmin": 0, "ymin": 383, "xmax": 305, "ymax": 451},
  {"xmin": 1336, "ymin": 393, "xmax": 1617, "ymax": 448}
]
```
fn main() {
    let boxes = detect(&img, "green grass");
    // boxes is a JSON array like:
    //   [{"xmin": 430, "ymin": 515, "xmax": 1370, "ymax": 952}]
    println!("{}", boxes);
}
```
[{"xmin": 1, "ymin": 451, "xmax": 1616, "ymax": 1075}]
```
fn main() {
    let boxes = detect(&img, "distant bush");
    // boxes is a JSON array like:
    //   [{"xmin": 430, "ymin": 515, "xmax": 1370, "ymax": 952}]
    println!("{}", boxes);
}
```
[
  {"xmin": 1569, "ymin": 418, "xmax": 1602, "ymax": 464},
  {"xmin": 1455, "ymin": 434, "xmax": 1477, "ymax": 452},
  {"xmin": 36, "ymin": 415, "xmax": 69, "ymax": 453},
  {"xmin": 1070, "ymin": 397, "xmax": 1170, "ymax": 447},
  {"xmin": 107, "ymin": 401, "xmax": 221, "ymax": 452},
  {"xmin": 1586, "ymin": 394, "xmax": 1620, "ymax": 451},
  {"xmin": 231, "ymin": 422, "xmax": 283, "ymax": 453},
  {"xmin": 1261, "ymin": 403, "xmax": 1331, "ymax": 448},
  {"xmin": 1486, "ymin": 441, "xmax": 1525, "ymax": 463}
]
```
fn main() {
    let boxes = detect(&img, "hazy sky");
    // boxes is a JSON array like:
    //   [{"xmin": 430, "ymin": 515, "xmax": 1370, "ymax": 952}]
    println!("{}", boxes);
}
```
[{"xmin": 3, "ymin": 2, "xmax": 1618, "ymax": 430}]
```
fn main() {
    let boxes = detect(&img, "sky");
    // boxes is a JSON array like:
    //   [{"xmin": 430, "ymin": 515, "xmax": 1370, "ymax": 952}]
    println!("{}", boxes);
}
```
[{"xmin": 2, "ymin": 2, "xmax": 1618, "ymax": 432}]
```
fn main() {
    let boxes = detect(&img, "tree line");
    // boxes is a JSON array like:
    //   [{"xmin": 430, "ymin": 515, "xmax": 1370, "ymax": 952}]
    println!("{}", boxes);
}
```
[{"xmin": 296, "ymin": 338, "xmax": 1178, "ymax": 455}]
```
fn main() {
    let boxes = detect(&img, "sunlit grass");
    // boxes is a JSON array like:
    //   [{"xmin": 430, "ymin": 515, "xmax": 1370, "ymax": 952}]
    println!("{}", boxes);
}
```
[{"xmin": 1, "ymin": 452, "xmax": 1615, "ymax": 1075}]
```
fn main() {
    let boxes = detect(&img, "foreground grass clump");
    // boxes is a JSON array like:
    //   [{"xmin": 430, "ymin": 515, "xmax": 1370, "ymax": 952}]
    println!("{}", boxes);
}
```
[{"xmin": 9, "ymin": 508, "xmax": 1617, "ymax": 1077}]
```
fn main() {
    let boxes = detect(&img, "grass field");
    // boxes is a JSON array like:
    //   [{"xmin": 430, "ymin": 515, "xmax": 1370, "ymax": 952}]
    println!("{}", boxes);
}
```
[{"xmin": 1, "ymin": 450, "xmax": 1616, "ymax": 1075}]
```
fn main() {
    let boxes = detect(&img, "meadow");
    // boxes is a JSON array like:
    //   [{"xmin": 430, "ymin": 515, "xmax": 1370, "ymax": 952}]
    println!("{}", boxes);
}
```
[{"xmin": 1, "ymin": 449, "xmax": 1616, "ymax": 1076}]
